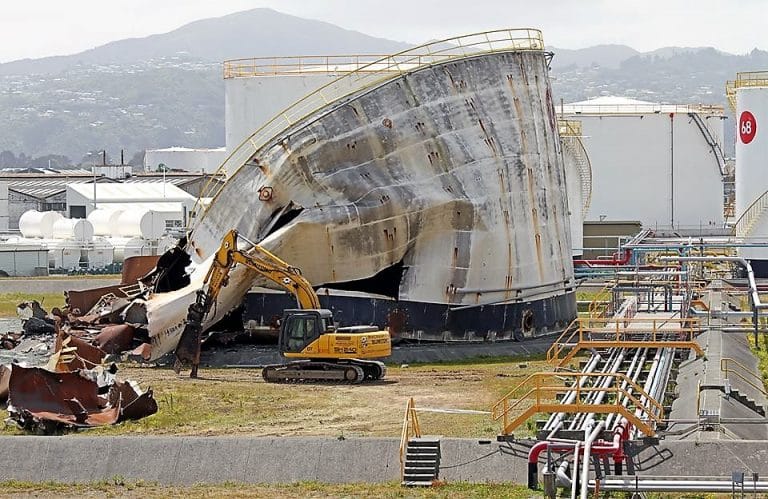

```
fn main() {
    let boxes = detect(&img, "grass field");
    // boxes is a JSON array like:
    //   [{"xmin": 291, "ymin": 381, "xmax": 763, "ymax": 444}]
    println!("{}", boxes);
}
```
[
  {"xmin": 0, "ymin": 292, "xmax": 66, "ymax": 317},
  {"xmin": 0, "ymin": 357, "xmax": 555, "ymax": 438},
  {"xmin": 0, "ymin": 480, "xmax": 536, "ymax": 498}
]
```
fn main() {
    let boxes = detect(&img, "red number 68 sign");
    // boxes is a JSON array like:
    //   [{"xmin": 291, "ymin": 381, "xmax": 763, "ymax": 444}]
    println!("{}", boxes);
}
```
[{"xmin": 740, "ymin": 111, "xmax": 757, "ymax": 144}]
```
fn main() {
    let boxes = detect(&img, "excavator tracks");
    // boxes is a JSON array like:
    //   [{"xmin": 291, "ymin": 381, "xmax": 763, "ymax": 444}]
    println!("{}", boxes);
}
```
[{"xmin": 262, "ymin": 359, "xmax": 386, "ymax": 384}]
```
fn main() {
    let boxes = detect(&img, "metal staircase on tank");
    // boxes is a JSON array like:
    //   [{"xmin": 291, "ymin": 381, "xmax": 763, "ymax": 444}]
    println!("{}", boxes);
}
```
[
  {"xmin": 688, "ymin": 112, "xmax": 726, "ymax": 177},
  {"xmin": 558, "ymin": 120, "xmax": 593, "ymax": 214},
  {"xmin": 734, "ymin": 189, "xmax": 768, "ymax": 238}
]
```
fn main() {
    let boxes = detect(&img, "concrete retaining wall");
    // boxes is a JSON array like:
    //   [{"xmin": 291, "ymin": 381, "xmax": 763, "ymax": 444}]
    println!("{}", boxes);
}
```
[{"xmin": 2, "ymin": 436, "xmax": 768, "ymax": 485}]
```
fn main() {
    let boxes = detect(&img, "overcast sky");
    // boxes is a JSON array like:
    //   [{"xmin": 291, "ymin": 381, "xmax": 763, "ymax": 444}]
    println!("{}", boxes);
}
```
[{"xmin": 2, "ymin": 0, "xmax": 767, "ymax": 63}]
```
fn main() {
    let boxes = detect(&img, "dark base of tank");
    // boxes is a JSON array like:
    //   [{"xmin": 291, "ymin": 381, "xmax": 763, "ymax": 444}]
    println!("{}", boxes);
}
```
[
  {"xmin": 242, "ymin": 290, "xmax": 577, "ymax": 343},
  {"xmin": 748, "ymin": 259, "xmax": 768, "ymax": 279}
]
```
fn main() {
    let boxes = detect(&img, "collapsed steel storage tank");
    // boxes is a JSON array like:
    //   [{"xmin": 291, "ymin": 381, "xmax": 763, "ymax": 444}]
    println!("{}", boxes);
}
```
[
  {"xmin": 139, "ymin": 29, "xmax": 575, "ymax": 356},
  {"xmin": 730, "ymin": 72, "xmax": 768, "ymax": 275}
]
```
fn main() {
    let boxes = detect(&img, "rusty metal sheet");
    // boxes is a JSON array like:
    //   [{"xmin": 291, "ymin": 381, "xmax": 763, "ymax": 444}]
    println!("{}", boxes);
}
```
[
  {"xmin": 116, "ymin": 380, "xmax": 158, "ymax": 421},
  {"xmin": 0, "ymin": 364, "xmax": 9, "ymax": 404},
  {"xmin": 66, "ymin": 285, "xmax": 124, "ymax": 314},
  {"xmin": 7, "ymin": 365, "xmax": 120, "ymax": 429},
  {"xmin": 122, "ymin": 255, "xmax": 161, "ymax": 284},
  {"xmin": 48, "ymin": 331, "xmax": 105, "ymax": 372},
  {"xmin": 94, "ymin": 325, "xmax": 135, "ymax": 354}
]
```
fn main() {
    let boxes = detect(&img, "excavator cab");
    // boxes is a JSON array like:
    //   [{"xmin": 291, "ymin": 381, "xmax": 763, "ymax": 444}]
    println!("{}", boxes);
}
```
[{"xmin": 279, "ymin": 309, "xmax": 334, "ymax": 353}]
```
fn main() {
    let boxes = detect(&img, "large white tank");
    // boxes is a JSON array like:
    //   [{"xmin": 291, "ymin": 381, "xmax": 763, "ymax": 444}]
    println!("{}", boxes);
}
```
[
  {"xmin": 84, "ymin": 238, "xmax": 114, "ymax": 268},
  {"xmin": 43, "ymin": 239, "xmax": 83, "ymax": 270},
  {"xmin": 87, "ymin": 209, "xmax": 124, "ymax": 236},
  {"xmin": 18, "ymin": 210, "xmax": 63, "ymax": 239},
  {"xmin": 116, "ymin": 210, "xmax": 167, "ymax": 239},
  {"xmin": 734, "ymin": 83, "xmax": 768, "ymax": 267},
  {"xmin": 51, "ymin": 218, "xmax": 94, "ymax": 242},
  {"xmin": 735, "ymin": 87, "xmax": 768, "ymax": 216}
]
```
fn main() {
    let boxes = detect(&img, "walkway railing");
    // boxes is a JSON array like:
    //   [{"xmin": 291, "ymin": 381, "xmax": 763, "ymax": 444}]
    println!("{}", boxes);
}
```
[
  {"xmin": 721, "ymin": 357, "xmax": 768, "ymax": 397},
  {"xmin": 490, "ymin": 372, "xmax": 663, "ymax": 437},
  {"xmin": 734, "ymin": 189, "xmax": 768, "ymax": 238},
  {"xmin": 190, "ymin": 28, "xmax": 545, "ymax": 230},
  {"xmin": 546, "ymin": 317, "xmax": 703, "ymax": 367},
  {"xmin": 726, "ymin": 71, "xmax": 768, "ymax": 112}
]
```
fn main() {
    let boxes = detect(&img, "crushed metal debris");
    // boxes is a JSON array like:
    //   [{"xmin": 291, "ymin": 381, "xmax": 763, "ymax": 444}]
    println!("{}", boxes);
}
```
[{"xmin": 1, "ymin": 291, "xmax": 158, "ymax": 433}]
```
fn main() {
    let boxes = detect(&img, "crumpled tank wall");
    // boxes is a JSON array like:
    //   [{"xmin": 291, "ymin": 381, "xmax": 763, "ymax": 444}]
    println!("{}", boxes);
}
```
[
  {"xmin": 146, "ymin": 50, "xmax": 575, "ymax": 359},
  {"xmin": 192, "ymin": 50, "xmax": 572, "ymax": 303}
]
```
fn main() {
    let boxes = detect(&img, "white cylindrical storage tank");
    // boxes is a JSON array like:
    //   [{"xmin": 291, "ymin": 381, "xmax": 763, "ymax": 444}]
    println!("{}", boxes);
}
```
[
  {"xmin": 84, "ymin": 238, "xmax": 114, "ymax": 268},
  {"xmin": 18, "ymin": 210, "xmax": 63, "ymax": 239},
  {"xmin": 43, "ymin": 239, "xmax": 83, "ymax": 270},
  {"xmin": 109, "ymin": 236, "xmax": 157, "ymax": 263},
  {"xmin": 117, "ymin": 210, "xmax": 166, "ymax": 240},
  {"xmin": 736, "ymin": 84, "xmax": 768, "ymax": 270},
  {"xmin": 735, "ymin": 86, "xmax": 768, "ymax": 217},
  {"xmin": 562, "ymin": 149, "xmax": 584, "ymax": 257},
  {"xmin": 52, "ymin": 218, "xmax": 94, "ymax": 242},
  {"xmin": 87, "ymin": 209, "xmax": 124, "ymax": 236}
]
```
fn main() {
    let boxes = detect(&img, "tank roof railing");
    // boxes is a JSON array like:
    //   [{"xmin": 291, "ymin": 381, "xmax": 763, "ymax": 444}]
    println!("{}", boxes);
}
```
[
  {"xmin": 191, "ymin": 28, "xmax": 545, "ymax": 230},
  {"xmin": 726, "ymin": 71, "xmax": 768, "ymax": 111},
  {"xmin": 224, "ymin": 54, "xmax": 401, "ymax": 78},
  {"xmin": 559, "ymin": 103, "xmax": 724, "ymax": 115}
]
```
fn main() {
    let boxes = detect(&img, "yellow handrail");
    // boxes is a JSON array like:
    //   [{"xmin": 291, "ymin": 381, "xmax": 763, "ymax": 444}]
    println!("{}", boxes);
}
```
[
  {"xmin": 490, "ymin": 372, "xmax": 664, "ymax": 437},
  {"xmin": 189, "ymin": 28, "xmax": 545, "ymax": 232},
  {"xmin": 399, "ymin": 397, "xmax": 422, "ymax": 479},
  {"xmin": 589, "ymin": 284, "xmax": 613, "ymax": 319},
  {"xmin": 721, "ymin": 357, "xmax": 768, "ymax": 397},
  {"xmin": 726, "ymin": 71, "xmax": 768, "ymax": 112}
]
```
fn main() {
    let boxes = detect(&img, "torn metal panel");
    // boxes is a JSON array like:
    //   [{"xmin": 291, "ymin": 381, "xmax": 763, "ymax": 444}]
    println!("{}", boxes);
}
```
[
  {"xmin": 0, "ymin": 364, "xmax": 9, "ymax": 404},
  {"xmin": 6, "ymin": 364, "xmax": 157, "ymax": 432},
  {"xmin": 141, "ymin": 47, "xmax": 575, "ymax": 359},
  {"xmin": 47, "ymin": 331, "xmax": 105, "ymax": 372},
  {"xmin": 121, "ymin": 255, "xmax": 161, "ymax": 284},
  {"xmin": 94, "ymin": 324, "xmax": 135, "ymax": 354},
  {"xmin": 7, "ymin": 365, "xmax": 120, "ymax": 428}
]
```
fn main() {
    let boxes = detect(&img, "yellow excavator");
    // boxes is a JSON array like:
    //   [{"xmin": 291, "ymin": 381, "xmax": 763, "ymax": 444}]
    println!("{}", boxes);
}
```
[{"xmin": 173, "ymin": 229, "xmax": 391, "ymax": 383}]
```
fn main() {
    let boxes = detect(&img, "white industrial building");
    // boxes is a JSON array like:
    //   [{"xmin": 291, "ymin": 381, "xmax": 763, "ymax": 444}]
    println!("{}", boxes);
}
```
[
  {"xmin": 559, "ymin": 96, "xmax": 726, "ymax": 230},
  {"xmin": 65, "ymin": 182, "xmax": 196, "ymax": 223},
  {"xmin": 0, "ymin": 182, "xmax": 8, "ymax": 231},
  {"xmin": 144, "ymin": 147, "xmax": 227, "ymax": 174},
  {"xmin": 0, "ymin": 241, "xmax": 49, "ymax": 277}
]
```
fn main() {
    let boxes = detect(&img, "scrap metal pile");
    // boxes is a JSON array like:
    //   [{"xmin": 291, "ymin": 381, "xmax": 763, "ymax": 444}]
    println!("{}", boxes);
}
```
[{"xmin": 0, "ymin": 262, "xmax": 161, "ymax": 433}]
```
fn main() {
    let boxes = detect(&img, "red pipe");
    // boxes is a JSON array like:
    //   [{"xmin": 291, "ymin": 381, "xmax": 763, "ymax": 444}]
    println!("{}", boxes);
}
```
[{"xmin": 573, "ymin": 249, "xmax": 632, "ymax": 267}]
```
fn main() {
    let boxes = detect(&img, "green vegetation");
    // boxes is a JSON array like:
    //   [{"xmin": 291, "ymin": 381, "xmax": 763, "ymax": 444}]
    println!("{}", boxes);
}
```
[
  {"xmin": 0, "ymin": 292, "xmax": 65, "ymax": 317},
  {"xmin": 1, "ymin": 358, "xmax": 553, "ymax": 438},
  {"xmin": 0, "ymin": 480, "xmax": 535, "ymax": 498}
]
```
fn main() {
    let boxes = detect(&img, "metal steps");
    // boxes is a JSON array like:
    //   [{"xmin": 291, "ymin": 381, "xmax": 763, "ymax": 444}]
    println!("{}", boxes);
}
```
[{"xmin": 401, "ymin": 437, "xmax": 440, "ymax": 487}]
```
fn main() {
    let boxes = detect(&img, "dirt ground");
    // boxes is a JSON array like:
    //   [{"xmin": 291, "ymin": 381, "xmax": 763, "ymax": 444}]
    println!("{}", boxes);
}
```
[{"xmin": 1, "ymin": 358, "xmax": 550, "ymax": 439}]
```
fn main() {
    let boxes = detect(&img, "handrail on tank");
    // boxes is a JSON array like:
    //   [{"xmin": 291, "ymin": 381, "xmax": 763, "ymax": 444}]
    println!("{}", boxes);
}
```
[
  {"xmin": 733, "ymin": 189, "xmax": 768, "ymax": 238},
  {"xmin": 558, "ymin": 119, "xmax": 593, "ymax": 214},
  {"xmin": 726, "ymin": 71, "xmax": 768, "ymax": 112},
  {"xmin": 188, "ymin": 28, "xmax": 546, "ymax": 232}
]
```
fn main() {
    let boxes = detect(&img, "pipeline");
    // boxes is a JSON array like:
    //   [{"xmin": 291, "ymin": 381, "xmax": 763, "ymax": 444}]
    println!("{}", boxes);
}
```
[{"xmin": 573, "ymin": 249, "xmax": 632, "ymax": 267}]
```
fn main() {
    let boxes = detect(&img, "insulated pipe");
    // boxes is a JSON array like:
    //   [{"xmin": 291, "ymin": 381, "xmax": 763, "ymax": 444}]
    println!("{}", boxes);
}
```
[
  {"xmin": 527, "ymin": 439, "xmax": 628, "ymax": 490},
  {"xmin": 565, "ymin": 349, "xmax": 619, "ymax": 431},
  {"xmin": 573, "ymin": 249, "xmax": 632, "ymax": 267},
  {"xmin": 594, "ymin": 479, "xmax": 768, "ymax": 493},
  {"xmin": 575, "ymin": 350, "xmax": 625, "ymax": 432},
  {"xmin": 581, "ymin": 421, "xmax": 606, "ymax": 499},
  {"xmin": 605, "ymin": 347, "xmax": 647, "ymax": 431},
  {"xmin": 543, "ymin": 353, "xmax": 603, "ymax": 431},
  {"xmin": 556, "ymin": 459, "xmax": 572, "ymax": 488}
]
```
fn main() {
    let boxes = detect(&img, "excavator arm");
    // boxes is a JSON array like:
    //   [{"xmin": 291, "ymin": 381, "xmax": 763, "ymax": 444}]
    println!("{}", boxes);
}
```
[{"xmin": 173, "ymin": 229, "xmax": 319, "ymax": 377}]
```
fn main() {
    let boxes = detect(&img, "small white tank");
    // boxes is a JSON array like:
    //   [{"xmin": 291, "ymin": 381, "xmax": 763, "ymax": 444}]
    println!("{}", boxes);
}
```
[
  {"xmin": 109, "ymin": 236, "xmax": 157, "ymax": 263},
  {"xmin": 18, "ymin": 210, "xmax": 63, "ymax": 239},
  {"xmin": 117, "ymin": 210, "xmax": 168, "ymax": 240},
  {"xmin": 51, "ymin": 218, "xmax": 94, "ymax": 242},
  {"xmin": 87, "ymin": 209, "xmax": 124, "ymax": 236},
  {"xmin": 43, "ymin": 239, "xmax": 83, "ymax": 270},
  {"xmin": 84, "ymin": 238, "xmax": 114, "ymax": 268}
]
